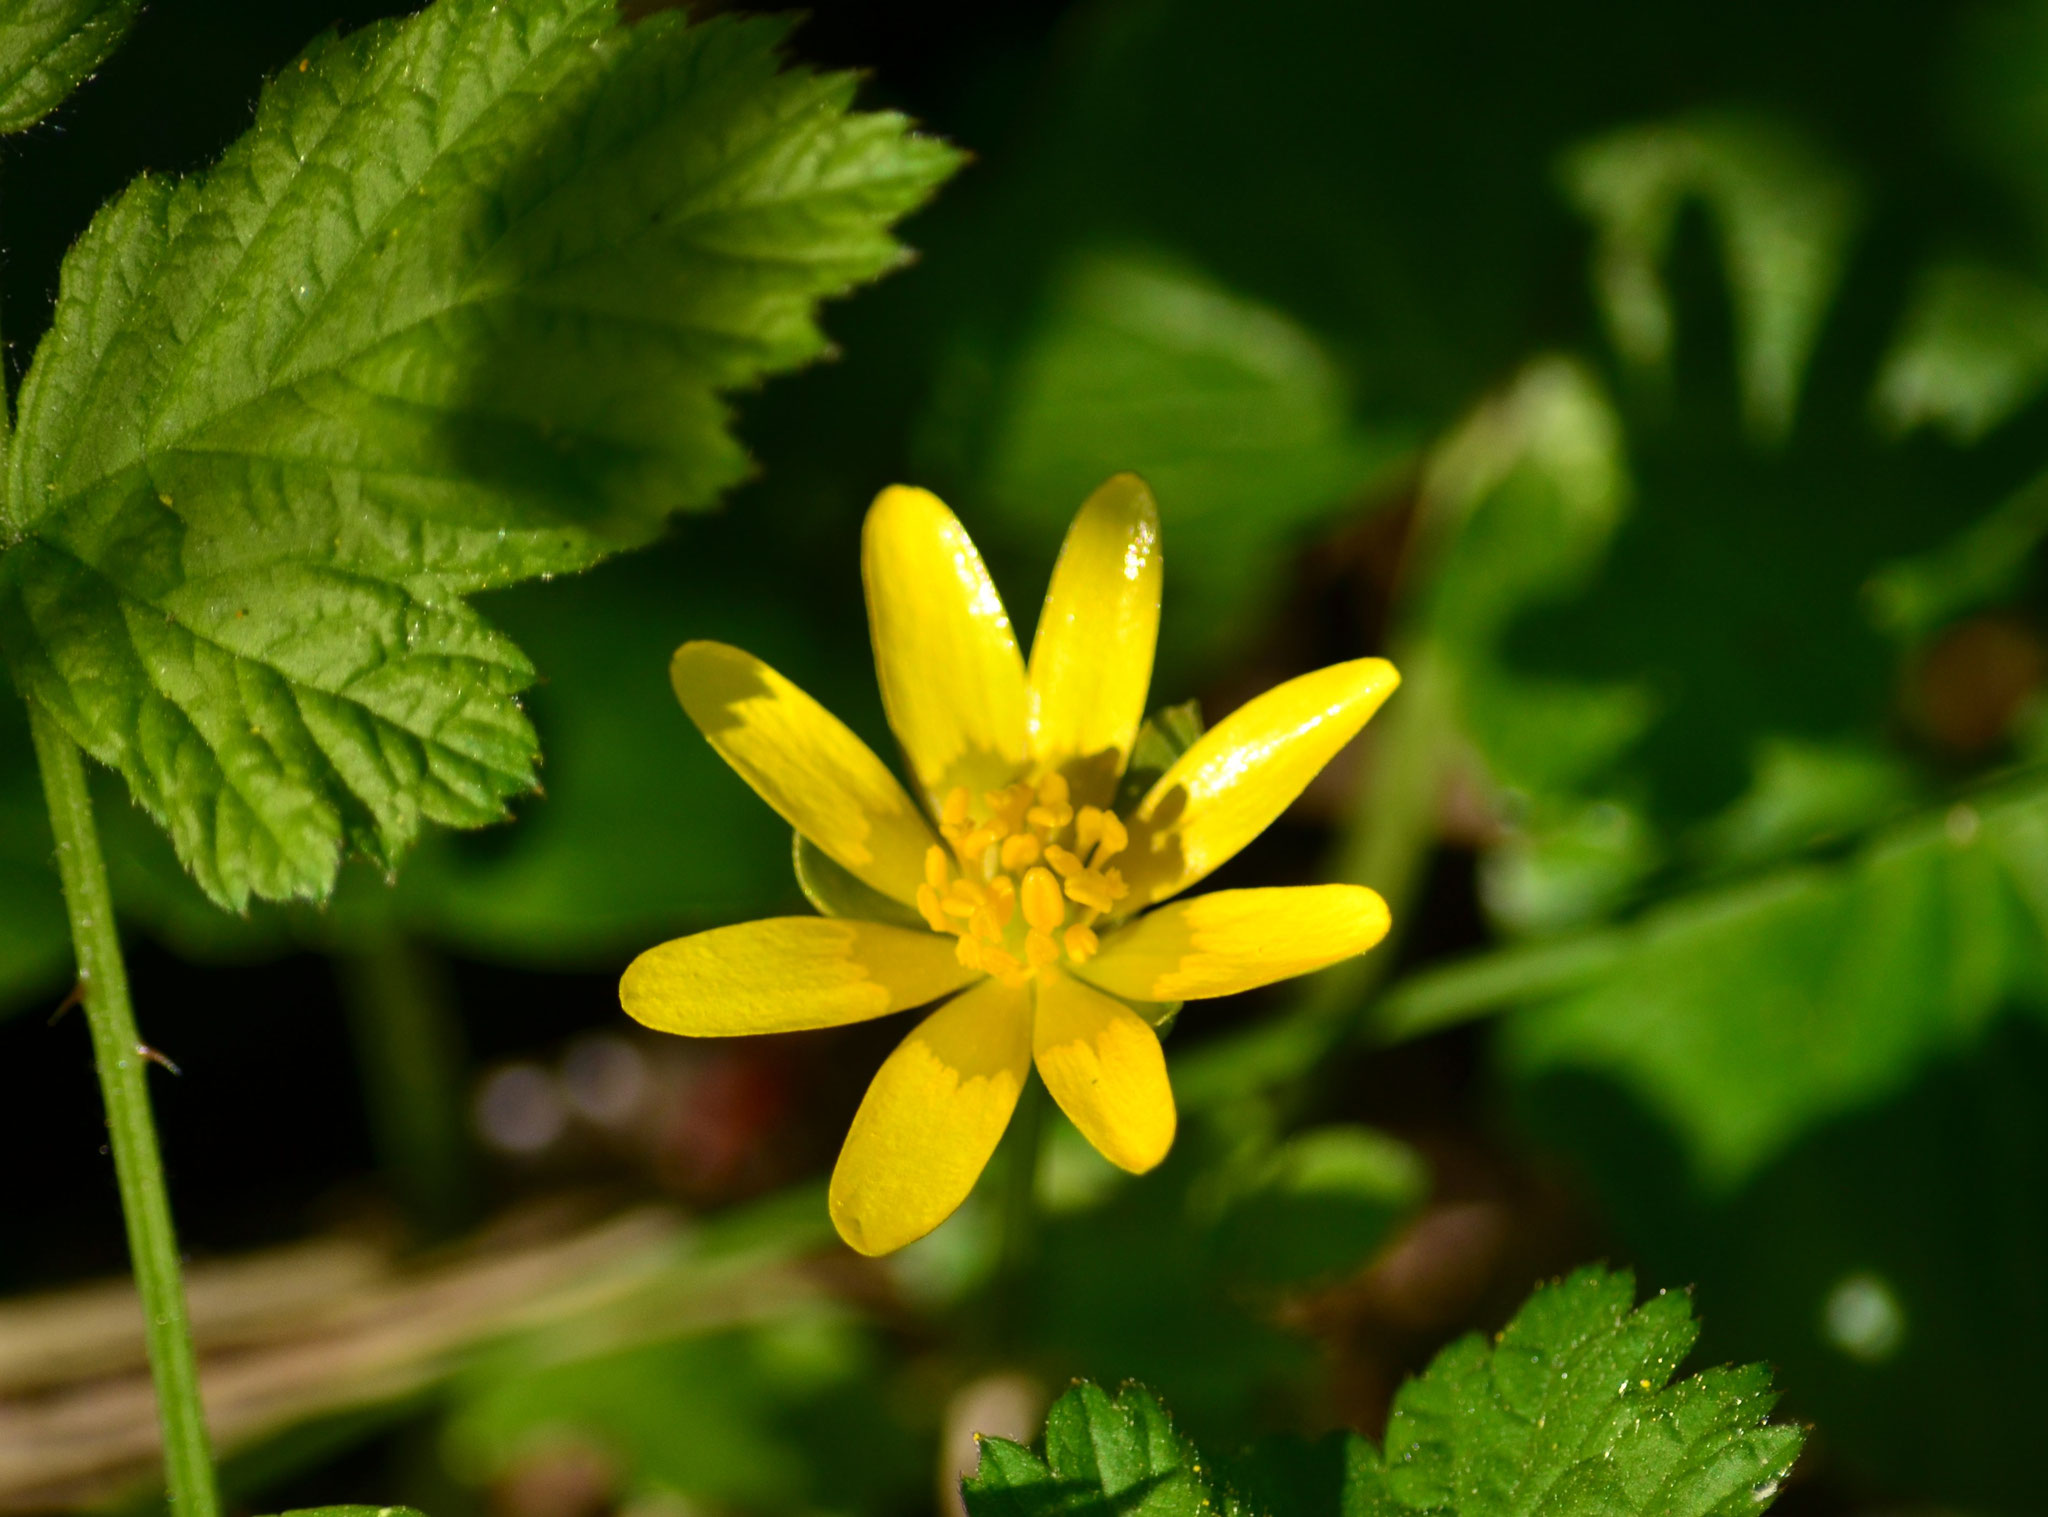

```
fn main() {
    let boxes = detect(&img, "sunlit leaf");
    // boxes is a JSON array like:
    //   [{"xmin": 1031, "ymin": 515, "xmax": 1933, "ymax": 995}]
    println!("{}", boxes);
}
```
[
  {"xmin": 0, "ymin": 0, "xmax": 960, "ymax": 910},
  {"xmin": 0, "ymin": 0, "xmax": 137, "ymax": 133}
]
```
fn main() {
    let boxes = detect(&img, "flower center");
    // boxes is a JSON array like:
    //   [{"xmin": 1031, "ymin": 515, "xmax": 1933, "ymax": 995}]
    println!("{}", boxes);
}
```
[{"xmin": 914, "ymin": 772, "xmax": 1132, "ymax": 989}]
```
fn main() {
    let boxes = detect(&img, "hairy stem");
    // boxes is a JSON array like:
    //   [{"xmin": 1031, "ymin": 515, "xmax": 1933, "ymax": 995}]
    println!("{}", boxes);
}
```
[
  {"xmin": 28, "ymin": 702, "xmax": 219, "ymax": 1515},
  {"xmin": 337, "ymin": 930, "xmax": 478, "ymax": 1242}
]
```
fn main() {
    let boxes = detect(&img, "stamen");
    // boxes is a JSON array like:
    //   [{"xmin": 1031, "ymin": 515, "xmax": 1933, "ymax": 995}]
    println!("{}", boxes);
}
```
[
  {"xmin": 1075, "ymin": 806, "xmax": 1106, "ymax": 856},
  {"xmin": 1062, "ymin": 866, "xmax": 1126, "ymax": 915},
  {"xmin": 1043, "ymin": 844, "xmax": 1084, "ymax": 880},
  {"xmin": 913, "ymin": 781, "xmax": 1136, "ymax": 981},
  {"xmin": 1091, "ymin": 812, "xmax": 1128, "ymax": 867},
  {"xmin": 1020, "ymin": 866, "xmax": 1066, "ymax": 933}
]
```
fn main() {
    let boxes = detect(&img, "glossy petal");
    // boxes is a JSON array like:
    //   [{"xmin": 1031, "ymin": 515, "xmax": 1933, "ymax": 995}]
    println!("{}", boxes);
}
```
[
  {"xmin": 1079, "ymin": 885, "xmax": 1391, "ymax": 1001},
  {"xmin": 829, "ymin": 976, "xmax": 1032, "ymax": 1255},
  {"xmin": 862, "ymin": 485, "xmax": 1029, "ymax": 804},
  {"xmin": 1032, "ymin": 969, "xmax": 1176, "ymax": 1174},
  {"xmin": 671, "ymin": 641, "xmax": 936, "ymax": 904},
  {"xmin": 1027, "ymin": 474, "xmax": 1163, "ymax": 804},
  {"xmin": 1121, "ymin": 658, "xmax": 1400, "ymax": 909},
  {"xmin": 621, "ymin": 918, "xmax": 977, "ymax": 1037}
]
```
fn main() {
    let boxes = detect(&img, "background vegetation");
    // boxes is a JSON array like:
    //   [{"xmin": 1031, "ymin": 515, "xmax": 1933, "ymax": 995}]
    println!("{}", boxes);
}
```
[{"xmin": 3, "ymin": 0, "xmax": 2045, "ymax": 1511}]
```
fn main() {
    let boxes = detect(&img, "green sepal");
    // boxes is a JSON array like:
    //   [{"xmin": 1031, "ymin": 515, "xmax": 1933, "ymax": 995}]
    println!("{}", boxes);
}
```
[
  {"xmin": 792, "ymin": 831, "xmax": 929, "ymax": 931},
  {"xmin": 1116, "ymin": 700, "xmax": 1205, "ymax": 813}
]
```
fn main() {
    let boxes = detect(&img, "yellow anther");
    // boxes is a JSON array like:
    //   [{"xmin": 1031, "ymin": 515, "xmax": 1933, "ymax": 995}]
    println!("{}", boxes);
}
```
[
  {"xmin": 1021, "ymin": 866, "xmax": 1067, "ymax": 933},
  {"xmin": 1092, "ymin": 811, "xmax": 1128, "ymax": 866},
  {"xmin": 1063, "ymin": 867, "xmax": 1125, "ymax": 915},
  {"xmin": 1043, "ymin": 844, "xmax": 1084, "ymax": 879},
  {"xmin": 986, "ymin": 875, "xmax": 1016, "ymax": 926},
  {"xmin": 1025, "ymin": 929, "xmax": 1061, "ymax": 968},
  {"xmin": 942, "ymin": 896, "xmax": 978, "ymax": 920},
  {"xmin": 955, "ymin": 936, "xmax": 982, "ymax": 971},
  {"xmin": 925, "ymin": 846, "xmax": 951, "ymax": 892},
  {"xmin": 1063, "ymin": 923, "xmax": 1099, "ymax": 962},
  {"xmin": 916, "ymin": 883, "xmax": 950, "ymax": 933},
  {"xmin": 1037, "ymin": 773, "xmax": 1070, "ymax": 808},
  {"xmin": 1000, "ymin": 832, "xmax": 1042, "ymax": 872},
  {"xmin": 1075, "ymin": 807, "xmax": 1105, "ymax": 855},
  {"xmin": 942, "ymin": 787, "xmax": 973, "ymax": 828},
  {"xmin": 958, "ymin": 824, "xmax": 1004, "ymax": 859},
  {"xmin": 970, "ymin": 907, "xmax": 1003, "ymax": 943}
]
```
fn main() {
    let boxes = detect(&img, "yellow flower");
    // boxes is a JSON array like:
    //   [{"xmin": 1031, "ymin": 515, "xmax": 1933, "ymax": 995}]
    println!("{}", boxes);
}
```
[{"xmin": 620, "ymin": 475, "xmax": 1399, "ymax": 1256}]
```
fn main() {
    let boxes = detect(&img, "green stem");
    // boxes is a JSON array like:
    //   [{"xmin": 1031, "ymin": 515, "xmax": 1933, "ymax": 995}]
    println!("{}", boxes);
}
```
[
  {"xmin": 994, "ymin": 1074, "xmax": 1047, "ymax": 1337},
  {"xmin": 29, "ymin": 702, "xmax": 219, "ymax": 1516},
  {"xmin": 337, "ymin": 930, "xmax": 478, "ymax": 1242}
]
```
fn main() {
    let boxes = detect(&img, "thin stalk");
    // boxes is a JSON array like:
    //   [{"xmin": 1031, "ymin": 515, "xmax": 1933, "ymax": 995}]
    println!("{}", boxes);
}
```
[
  {"xmin": 29, "ymin": 702, "xmax": 219, "ymax": 1516},
  {"xmin": 994, "ymin": 1074, "xmax": 1047, "ymax": 1337},
  {"xmin": 337, "ymin": 930, "xmax": 478, "ymax": 1242}
]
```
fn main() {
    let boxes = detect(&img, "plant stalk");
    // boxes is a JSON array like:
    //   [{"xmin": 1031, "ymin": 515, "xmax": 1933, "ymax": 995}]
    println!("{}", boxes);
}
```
[
  {"xmin": 337, "ymin": 930, "xmax": 478, "ymax": 1242},
  {"xmin": 28, "ymin": 701, "xmax": 219, "ymax": 1516}
]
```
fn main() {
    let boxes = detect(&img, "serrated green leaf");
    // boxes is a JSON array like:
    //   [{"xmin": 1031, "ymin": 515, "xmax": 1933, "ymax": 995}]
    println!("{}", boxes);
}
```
[
  {"xmin": 0, "ymin": 0, "xmax": 138, "ymax": 133},
  {"xmin": 0, "ymin": 0, "xmax": 960, "ymax": 910},
  {"xmin": 1349, "ymin": 1267, "xmax": 1802, "ymax": 1517},
  {"xmin": 968, "ymin": 1272, "xmax": 1800, "ymax": 1517},
  {"xmin": 964, "ymin": 1382, "xmax": 1213, "ymax": 1517}
]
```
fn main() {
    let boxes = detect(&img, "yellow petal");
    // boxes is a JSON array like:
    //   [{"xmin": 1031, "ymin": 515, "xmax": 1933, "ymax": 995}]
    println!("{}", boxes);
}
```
[
  {"xmin": 1027, "ymin": 474, "xmax": 1163, "ymax": 805},
  {"xmin": 671, "ymin": 641, "xmax": 936, "ymax": 905},
  {"xmin": 828, "ymin": 976, "xmax": 1032, "ymax": 1255},
  {"xmin": 1032, "ymin": 969, "xmax": 1176, "ymax": 1174},
  {"xmin": 621, "ymin": 918, "xmax": 977, "ymax": 1037},
  {"xmin": 1122, "ymin": 659, "xmax": 1400, "ymax": 908},
  {"xmin": 1078, "ymin": 885, "xmax": 1391, "ymax": 1001},
  {"xmin": 862, "ymin": 486, "xmax": 1029, "ymax": 805}
]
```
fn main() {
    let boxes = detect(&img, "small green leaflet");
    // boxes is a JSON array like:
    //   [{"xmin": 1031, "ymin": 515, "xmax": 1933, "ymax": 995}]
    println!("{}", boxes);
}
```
[
  {"xmin": 963, "ymin": 1268, "xmax": 1802, "ymax": 1517},
  {"xmin": 0, "ymin": 0, "xmax": 138, "ymax": 133},
  {"xmin": 0, "ymin": 0, "xmax": 960, "ymax": 909}
]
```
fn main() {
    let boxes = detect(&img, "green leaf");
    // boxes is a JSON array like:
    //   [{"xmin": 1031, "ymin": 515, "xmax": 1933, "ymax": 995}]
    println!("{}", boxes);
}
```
[
  {"xmin": 0, "ymin": 0, "xmax": 960, "ymax": 910},
  {"xmin": 966, "ymin": 1271, "xmax": 1802, "ymax": 1517},
  {"xmin": 1114, "ymin": 700, "xmax": 1204, "ymax": 814},
  {"xmin": 258, "ymin": 1509, "xmax": 426, "ymax": 1517},
  {"xmin": 962, "ymin": 1381, "xmax": 1212, "ymax": 1517},
  {"xmin": 1497, "ymin": 774, "xmax": 2048, "ymax": 1186},
  {"xmin": 1873, "ymin": 261, "xmax": 2048, "ymax": 445},
  {"xmin": 0, "ymin": 0, "xmax": 138, "ymax": 133},
  {"xmin": 1347, "ymin": 1267, "xmax": 1803, "ymax": 1516},
  {"xmin": 1562, "ymin": 111, "xmax": 1859, "ymax": 443}
]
